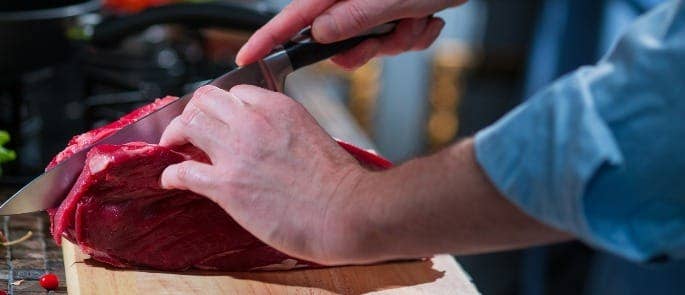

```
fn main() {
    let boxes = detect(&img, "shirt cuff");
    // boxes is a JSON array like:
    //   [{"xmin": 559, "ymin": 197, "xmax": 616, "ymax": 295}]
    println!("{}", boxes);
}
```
[{"xmin": 473, "ymin": 69, "xmax": 623, "ymax": 239}]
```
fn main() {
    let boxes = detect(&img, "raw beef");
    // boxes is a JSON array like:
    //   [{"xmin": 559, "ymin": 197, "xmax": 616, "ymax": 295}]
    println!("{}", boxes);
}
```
[{"xmin": 47, "ymin": 96, "xmax": 392, "ymax": 271}]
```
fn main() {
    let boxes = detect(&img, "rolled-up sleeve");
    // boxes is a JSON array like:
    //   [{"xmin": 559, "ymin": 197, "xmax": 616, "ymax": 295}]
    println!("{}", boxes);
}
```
[{"xmin": 475, "ymin": 0, "xmax": 685, "ymax": 262}]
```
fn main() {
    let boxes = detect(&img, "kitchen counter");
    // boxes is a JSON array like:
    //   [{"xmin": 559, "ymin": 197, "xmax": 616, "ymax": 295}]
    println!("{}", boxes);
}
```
[{"xmin": 0, "ymin": 69, "xmax": 476, "ymax": 294}]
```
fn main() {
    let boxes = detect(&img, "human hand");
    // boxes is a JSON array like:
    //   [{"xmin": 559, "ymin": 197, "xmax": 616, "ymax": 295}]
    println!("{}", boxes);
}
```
[
  {"xmin": 158, "ymin": 85, "xmax": 371, "ymax": 265},
  {"xmin": 236, "ymin": 0, "xmax": 466, "ymax": 70},
  {"xmin": 158, "ymin": 86, "xmax": 572, "ymax": 266}
]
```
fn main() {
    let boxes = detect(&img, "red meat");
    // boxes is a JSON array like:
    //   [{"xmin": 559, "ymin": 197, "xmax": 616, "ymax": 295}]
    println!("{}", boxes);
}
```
[{"xmin": 47, "ymin": 96, "xmax": 391, "ymax": 271}]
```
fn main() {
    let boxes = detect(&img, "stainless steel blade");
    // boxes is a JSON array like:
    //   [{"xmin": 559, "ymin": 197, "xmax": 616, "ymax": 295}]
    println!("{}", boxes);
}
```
[{"xmin": 0, "ymin": 52, "xmax": 293, "ymax": 215}]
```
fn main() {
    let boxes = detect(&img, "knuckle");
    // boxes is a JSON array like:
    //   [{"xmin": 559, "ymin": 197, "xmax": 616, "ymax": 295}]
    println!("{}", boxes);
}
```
[
  {"xmin": 290, "ymin": 6, "xmax": 310, "ymax": 28},
  {"xmin": 179, "ymin": 107, "xmax": 201, "ymax": 127},
  {"xmin": 262, "ymin": 30, "xmax": 282, "ymax": 51},
  {"xmin": 345, "ymin": 2, "xmax": 371, "ymax": 31},
  {"xmin": 194, "ymin": 85, "xmax": 229, "ymax": 107},
  {"xmin": 246, "ymin": 111, "xmax": 273, "ymax": 133},
  {"xmin": 228, "ymin": 85, "xmax": 255, "ymax": 103},
  {"xmin": 194, "ymin": 85, "xmax": 217, "ymax": 100},
  {"xmin": 217, "ymin": 168, "xmax": 248, "ymax": 195},
  {"xmin": 230, "ymin": 84, "xmax": 249, "ymax": 92},
  {"xmin": 192, "ymin": 93, "xmax": 213, "ymax": 110}
]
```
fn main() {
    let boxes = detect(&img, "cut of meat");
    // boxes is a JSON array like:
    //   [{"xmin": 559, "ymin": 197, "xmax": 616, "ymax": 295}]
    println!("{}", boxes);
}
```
[
  {"xmin": 52, "ymin": 142, "xmax": 301, "ymax": 271},
  {"xmin": 46, "ymin": 96, "xmax": 178, "ymax": 170},
  {"xmin": 47, "ymin": 96, "xmax": 391, "ymax": 271}
]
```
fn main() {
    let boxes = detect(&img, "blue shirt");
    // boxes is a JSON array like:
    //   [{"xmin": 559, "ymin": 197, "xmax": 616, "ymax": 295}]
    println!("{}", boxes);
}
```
[{"xmin": 475, "ymin": 0, "xmax": 685, "ymax": 263}]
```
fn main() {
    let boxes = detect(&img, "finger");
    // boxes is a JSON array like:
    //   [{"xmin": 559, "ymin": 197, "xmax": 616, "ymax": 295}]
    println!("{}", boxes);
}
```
[
  {"xmin": 411, "ymin": 17, "xmax": 445, "ymax": 51},
  {"xmin": 161, "ymin": 160, "xmax": 216, "ymax": 195},
  {"xmin": 236, "ymin": 0, "xmax": 337, "ymax": 66},
  {"xmin": 159, "ymin": 117, "xmax": 189, "ymax": 147},
  {"xmin": 189, "ymin": 85, "xmax": 247, "ymax": 126},
  {"xmin": 328, "ymin": 17, "xmax": 432, "ymax": 69},
  {"xmin": 312, "ymin": 0, "xmax": 460, "ymax": 43},
  {"xmin": 229, "ymin": 84, "xmax": 291, "ymax": 108},
  {"xmin": 329, "ymin": 38, "xmax": 381, "ymax": 70},
  {"xmin": 376, "ymin": 18, "xmax": 428, "ymax": 56},
  {"xmin": 158, "ymin": 106, "xmax": 230, "ymax": 157}
]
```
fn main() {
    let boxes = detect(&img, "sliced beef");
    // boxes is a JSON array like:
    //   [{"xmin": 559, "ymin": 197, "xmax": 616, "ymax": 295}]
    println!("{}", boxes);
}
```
[{"xmin": 48, "ymin": 96, "xmax": 391, "ymax": 271}]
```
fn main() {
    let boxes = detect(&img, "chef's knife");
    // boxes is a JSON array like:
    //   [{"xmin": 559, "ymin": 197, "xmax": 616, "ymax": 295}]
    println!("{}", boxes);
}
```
[{"xmin": 0, "ymin": 22, "xmax": 396, "ymax": 215}]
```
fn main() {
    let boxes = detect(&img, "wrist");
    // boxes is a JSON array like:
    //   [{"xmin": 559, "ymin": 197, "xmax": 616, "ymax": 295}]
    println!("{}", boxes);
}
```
[
  {"xmin": 315, "ymin": 163, "xmax": 389, "ymax": 265},
  {"xmin": 338, "ymin": 149, "xmax": 462, "ymax": 263}
]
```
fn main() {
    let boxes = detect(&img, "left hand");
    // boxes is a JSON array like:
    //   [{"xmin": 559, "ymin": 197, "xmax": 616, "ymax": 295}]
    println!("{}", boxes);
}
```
[{"xmin": 158, "ymin": 85, "xmax": 368, "ymax": 265}]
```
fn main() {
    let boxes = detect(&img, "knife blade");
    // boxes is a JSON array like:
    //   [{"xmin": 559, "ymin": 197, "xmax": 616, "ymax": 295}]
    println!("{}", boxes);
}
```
[{"xmin": 0, "ymin": 22, "xmax": 396, "ymax": 215}]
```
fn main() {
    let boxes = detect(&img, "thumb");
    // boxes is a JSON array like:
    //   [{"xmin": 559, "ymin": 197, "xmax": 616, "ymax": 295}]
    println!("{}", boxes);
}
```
[
  {"xmin": 161, "ymin": 160, "xmax": 216, "ymax": 196},
  {"xmin": 312, "ymin": 0, "xmax": 463, "ymax": 43}
]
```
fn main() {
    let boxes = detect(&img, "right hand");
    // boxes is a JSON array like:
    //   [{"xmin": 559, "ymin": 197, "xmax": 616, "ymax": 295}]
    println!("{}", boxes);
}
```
[{"xmin": 236, "ymin": 0, "xmax": 466, "ymax": 70}]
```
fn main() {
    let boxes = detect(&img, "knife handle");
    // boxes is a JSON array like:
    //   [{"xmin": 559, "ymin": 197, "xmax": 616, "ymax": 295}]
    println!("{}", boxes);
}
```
[{"xmin": 284, "ymin": 22, "xmax": 397, "ymax": 70}]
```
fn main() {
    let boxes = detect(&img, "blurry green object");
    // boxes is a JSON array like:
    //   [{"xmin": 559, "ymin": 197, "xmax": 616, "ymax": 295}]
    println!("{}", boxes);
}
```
[{"xmin": 0, "ymin": 130, "xmax": 16, "ymax": 176}]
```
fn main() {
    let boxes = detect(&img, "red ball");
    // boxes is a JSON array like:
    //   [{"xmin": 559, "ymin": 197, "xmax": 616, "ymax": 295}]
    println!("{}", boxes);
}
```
[{"xmin": 39, "ymin": 273, "xmax": 59, "ymax": 291}]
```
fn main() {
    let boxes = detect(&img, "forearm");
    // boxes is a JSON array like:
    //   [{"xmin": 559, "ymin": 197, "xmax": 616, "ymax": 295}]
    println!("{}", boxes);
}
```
[{"xmin": 336, "ymin": 138, "xmax": 571, "ymax": 264}]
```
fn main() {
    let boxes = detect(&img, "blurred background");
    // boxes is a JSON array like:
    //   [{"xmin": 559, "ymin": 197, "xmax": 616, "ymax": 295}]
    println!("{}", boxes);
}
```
[{"xmin": 0, "ymin": 0, "xmax": 674, "ymax": 294}]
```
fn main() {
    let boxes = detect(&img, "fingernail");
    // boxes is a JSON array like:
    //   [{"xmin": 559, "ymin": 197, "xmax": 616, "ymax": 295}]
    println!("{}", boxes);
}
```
[
  {"xmin": 235, "ymin": 51, "xmax": 246, "ymax": 66},
  {"xmin": 313, "ymin": 15, "xmax": 340, "ymax": 43},
  {"xmin": 160, "ymin": 166, "xmax": 175, "ymax": 189},
  {"xmin": 236, "ymin": 40, "xmax": 255, "ymax": 66}
]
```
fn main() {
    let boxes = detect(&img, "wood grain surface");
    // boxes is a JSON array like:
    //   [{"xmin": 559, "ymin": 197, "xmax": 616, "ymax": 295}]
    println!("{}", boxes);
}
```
[{"xmin": 62, "ymin": 238, "xmax": 478, "ymax": 294}]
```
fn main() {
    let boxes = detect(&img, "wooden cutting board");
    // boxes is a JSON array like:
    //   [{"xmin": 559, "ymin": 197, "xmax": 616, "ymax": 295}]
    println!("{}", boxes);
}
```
[{"xmin": 62, "ymin": 238, "xmax": 478, "ymax": 294}]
